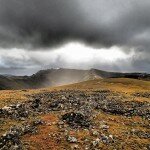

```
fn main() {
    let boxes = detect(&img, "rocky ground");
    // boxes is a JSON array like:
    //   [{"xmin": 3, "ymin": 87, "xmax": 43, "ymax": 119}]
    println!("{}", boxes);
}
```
[{"xmin": 0, "ymin": 78, "xmax": 150, "ymax": 149}]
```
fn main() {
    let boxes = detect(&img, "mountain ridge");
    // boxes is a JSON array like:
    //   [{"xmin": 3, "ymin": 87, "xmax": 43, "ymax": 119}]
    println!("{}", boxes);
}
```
[{"xmin": 0, "ymin": 68, "xmax": 149, "ymax": 90}]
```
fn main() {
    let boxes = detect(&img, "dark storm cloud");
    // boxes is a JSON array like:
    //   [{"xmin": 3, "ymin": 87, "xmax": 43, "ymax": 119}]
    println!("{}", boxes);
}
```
[
  {"xmin": 0, "ymin": 0, "xmax": 149, "ymax": 51},
  {"xmin": 0, "ymin": 0, "xmax": 84, "ymax": 48}
]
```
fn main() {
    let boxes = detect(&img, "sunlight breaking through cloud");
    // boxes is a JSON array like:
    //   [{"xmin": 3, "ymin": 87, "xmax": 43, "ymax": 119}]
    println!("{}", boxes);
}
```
[{"xmin": 0, "ymin": 42, "xmax": 137, "ymax": 75}]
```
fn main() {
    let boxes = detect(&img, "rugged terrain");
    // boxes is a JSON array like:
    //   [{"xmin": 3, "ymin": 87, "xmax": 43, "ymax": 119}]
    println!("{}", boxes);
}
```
[
  {"xmin": 0, "ymin": 68, "xmax": 149, "ymax": 90},
  {"xmin": 0, "ymin": 78, "xmax": 150, "ymax": 150}
]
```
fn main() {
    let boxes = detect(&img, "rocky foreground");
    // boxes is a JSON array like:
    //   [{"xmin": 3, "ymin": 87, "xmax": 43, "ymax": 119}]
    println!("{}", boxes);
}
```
[{"xmin": 0, "ymin": 89, "xmax": 150, "ymax": 150}]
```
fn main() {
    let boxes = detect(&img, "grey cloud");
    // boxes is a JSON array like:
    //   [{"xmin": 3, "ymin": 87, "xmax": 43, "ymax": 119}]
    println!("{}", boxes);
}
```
[
  {"xmin": 0, "ymin": 0, "xmax": 150, "ymax": 73},
  {"xmin": 0, "ymin": 49, "xmax": 149, "ymax": 75},
  {"xmin": 0, "ymin": 54, "xmax": 37, "ymax": 68},
  {"xmin": 0, "ymin": 0, "xmax": 149, "ymax": 51},
  {"xmin": 0, "ymin": 67, "xmax": 40, "ymax": 76},
  {"xmin": 0, "ymin": 0, "xmax": 84, "ymax": 48}
]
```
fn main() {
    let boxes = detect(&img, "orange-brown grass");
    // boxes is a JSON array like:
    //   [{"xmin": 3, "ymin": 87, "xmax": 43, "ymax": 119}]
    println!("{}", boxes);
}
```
[
  {"xmin": 93, "ymin": 111, "xmax": 150, "ymax": 150},
  {"xmin": 60, "ymin": 78, "xmax": 150, "ymax": 92},
  {"xmin": 22, "ymin": 113, "xmax": 69, "ymax": 150},
  {"xmin": 23, "ymin": 111, "xmax": 150, "ymax": 150}
]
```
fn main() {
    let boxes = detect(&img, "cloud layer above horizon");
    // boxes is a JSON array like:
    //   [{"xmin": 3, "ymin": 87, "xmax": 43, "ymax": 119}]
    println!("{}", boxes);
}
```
[{"xmin": 0, "ymin": 0, "xmax": 149, "ymax": 74}]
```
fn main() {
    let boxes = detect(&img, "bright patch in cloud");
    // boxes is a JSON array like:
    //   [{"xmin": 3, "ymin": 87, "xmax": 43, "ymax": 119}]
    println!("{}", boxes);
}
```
[
  {"xmin": 53, "ymin": 42, "xmax": 134, "ymax": 63},
  {"xmin": 0, "ymin": 42, "xmax": 135, "ymax": 68},
  {"xmin": 0, "ymin": 42, "xmax": 137, "ymax": 75}
]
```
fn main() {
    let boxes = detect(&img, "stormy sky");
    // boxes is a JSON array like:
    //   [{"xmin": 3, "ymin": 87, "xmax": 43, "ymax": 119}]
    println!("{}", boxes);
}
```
[{"xmin": 0, "ymin": 0, "xmax": 149, "ymax": 75}]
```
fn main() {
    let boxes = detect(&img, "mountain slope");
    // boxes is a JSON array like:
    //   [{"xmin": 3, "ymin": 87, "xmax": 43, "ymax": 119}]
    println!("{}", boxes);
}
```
[{"xmin": 0, "ymin": 68, "xmax": 149, "ymax": 90}]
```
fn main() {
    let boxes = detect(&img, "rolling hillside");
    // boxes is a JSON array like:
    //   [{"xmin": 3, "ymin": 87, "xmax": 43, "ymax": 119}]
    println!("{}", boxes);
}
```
[{"xmin": 0, "ymin": 78, "xmax": 149, "ymax": 150}]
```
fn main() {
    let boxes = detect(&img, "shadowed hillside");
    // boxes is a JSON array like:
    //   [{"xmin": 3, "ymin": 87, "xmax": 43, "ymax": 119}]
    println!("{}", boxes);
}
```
[{"xmin": 0, "ymin": 68, "xmax": 149, "ymax": 90}]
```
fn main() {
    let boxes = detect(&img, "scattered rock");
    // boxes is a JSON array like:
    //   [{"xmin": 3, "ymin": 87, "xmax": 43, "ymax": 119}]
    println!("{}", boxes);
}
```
[
  {"xmin": 101, "ymin": 134, "xmax": 109, "ymax": 144},
  {"xmin": 91, "ymin": 138, "xmax": 101, "ymax": 147},
  {"xmin": 134, "ymin": 130, "xmax": 150, "ymax": 139},
  {"xmin": 32, "ymin": 119, "xmax": 44, "ymax": 126},
  {"xmin": 0, "ymin": 119, "xmax": 43, "ymax": 149},
  {"xmin": 0, "ymin": 126, "xmax": 22, "ymax": 149},
  {"xmin": 67, "ymin": 136, "xmax": 78, "ymax": 143},
  {"xmin": 133, "ymin": 92, "xmax": 150, "ymax": 98},
  {"xmin": 100, "ymin": 124, "xmax": 109, "ymax": 131},
  {"xmin": 92, "ymin": 130, "xmax": 99, "ymax": 136},
  {"xmin": 31, "ymin": 98, "xmax": 41, "ymax": 109},
  {"xmin": 62, "ymin": 112, "xmax": 91, "ymax": 128},
  {"xmin": 0, "ymin": 103, "xmax": 29, "ymax": 120},
  {"xmin": 71, "ymin": 144, "xmax": 79, "ymax": 149},
  {"xmin": 0, "ymin": 89, "xmax": 150, "ymax": 149},
  {"xmin": 1, "ymin": 90, "xmax": 149, "ymax": 121}
]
